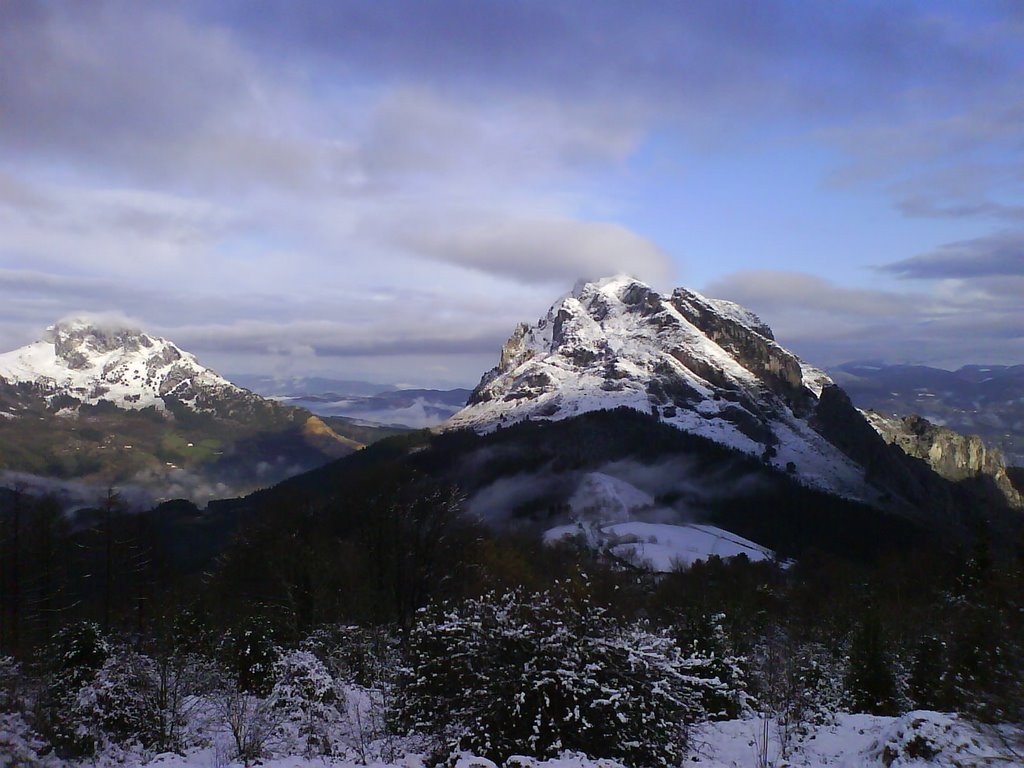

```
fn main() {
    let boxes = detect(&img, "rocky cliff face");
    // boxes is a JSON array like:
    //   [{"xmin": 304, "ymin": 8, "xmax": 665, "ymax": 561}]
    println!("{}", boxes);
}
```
[
  {"xmin": 866, "ymin": 412, "xmax": 1023, "ymax": 508},
  {"xmin": 669, "ymin": 287, "xmax": 815, "ymax": 412},
  {"xmin": 444, "ymin": 276, "xmax": 1023, "ymax": 527},
  {"xmin": 448, "ymin": 276, "xmax": 882, "ymax": 500}
]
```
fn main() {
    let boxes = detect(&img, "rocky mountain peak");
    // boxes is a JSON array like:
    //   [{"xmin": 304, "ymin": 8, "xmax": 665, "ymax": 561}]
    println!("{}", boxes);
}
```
[
  {"xmin": 47, "ymin": 318, "xmax": 156, "ymax": 369},
  {"xmin": 447, "ymin": 276, "xmax": 1024, "ymax": 516},
  {"xmin": 0, "ymin": 318, "xmax": 236, "ymax": 414},
  {"xmin": 447, "ymin": 276, "xmax": 879, "ymax": 499}
]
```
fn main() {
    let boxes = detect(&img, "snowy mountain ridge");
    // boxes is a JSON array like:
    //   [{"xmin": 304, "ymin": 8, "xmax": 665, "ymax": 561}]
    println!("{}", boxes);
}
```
[
  {"xmin": 0, "ymin": 318, "xmax": 245, "ymax": 414},
  {"xmin": 445, "ymin": 275, "xmax": 871, "ymax": 499}
]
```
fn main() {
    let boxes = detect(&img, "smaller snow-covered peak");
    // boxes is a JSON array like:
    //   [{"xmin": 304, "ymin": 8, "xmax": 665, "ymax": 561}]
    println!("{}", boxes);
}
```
[{"xmin": 0, "ymin": 317, "xmax": 239, "ymax": 414}]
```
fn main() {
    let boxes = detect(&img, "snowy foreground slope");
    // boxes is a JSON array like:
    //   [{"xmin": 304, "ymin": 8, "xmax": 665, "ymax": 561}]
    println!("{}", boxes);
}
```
[
  {"xmin": 21, "ymin": 711, "xmax": 1017, "ymax": 767},
  {"xmin": 445, "ymin": 276, "xmax": 872, "ymax": 501}
]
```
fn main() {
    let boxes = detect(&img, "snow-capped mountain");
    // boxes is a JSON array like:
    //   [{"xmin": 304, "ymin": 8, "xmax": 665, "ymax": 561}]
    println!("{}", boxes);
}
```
[
  {"xmin": 0, "ymin": 318, "xmax": 245, "ymax": 413},
  {"xmin": 446, "ymin": 276, "xmax": 871, "ymax": 498},
  {"xmin": 0, "ymin": 318, "xmax": 377, "ymax": 506},
  {"xmin": 445, "ymin": 276, "xmax": 1024, "ymax": 516}
]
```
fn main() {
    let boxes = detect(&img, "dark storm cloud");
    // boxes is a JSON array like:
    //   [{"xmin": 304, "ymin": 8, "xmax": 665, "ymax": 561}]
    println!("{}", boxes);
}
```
[{"xmin": 882, "ymin": 231, "xmax": 1024, "ymax": 279}]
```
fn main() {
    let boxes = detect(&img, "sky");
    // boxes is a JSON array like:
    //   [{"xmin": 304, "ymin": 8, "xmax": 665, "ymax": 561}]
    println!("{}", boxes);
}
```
[{"xmin": 1, "ymin": 0, "xmax": 1022, "ymax": 388}]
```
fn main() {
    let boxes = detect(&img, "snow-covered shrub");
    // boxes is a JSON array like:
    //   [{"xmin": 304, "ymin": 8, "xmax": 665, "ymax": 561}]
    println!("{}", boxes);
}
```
[
  {"xmin": 218, "ymin": 620, "xmax": 280, "ymax": 696},
  {"xmin": 674, "ymin": 613, "xmax": 752, "ymax": 720},
  {"xmin": 792, "ymin": 643, "xmax": 845, "ymax": 725},
  {"xmin": 398, "ymin": 589, "xmax": 715, "ymax": 768},
  {"xmin": 38, "ymin": 621, "xmax": 110, "ymax": 757},
  {"xmin": 271, "ymin": 649, "xmax": 343, "ymax": 757},
  {"xmin": 72, "ymin": 645, "xmax": 212, "ymax": 755},
  {"xmin": 749, "ymin": 630, "xmax": 848, "ymax": 759},
  {"xmin": 304, "ymin": 624, "xmax": 401, "ymax": 688},
  {"xmin": 74, "ymin": 648, "xmax": 163, "ymax": 750},
  {"xmin": 213, "ymin": 684, "xmax": 286, "ymax": 763}
]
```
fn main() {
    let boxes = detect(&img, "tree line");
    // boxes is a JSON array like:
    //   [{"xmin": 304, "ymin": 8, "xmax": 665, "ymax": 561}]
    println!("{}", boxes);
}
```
[{"xmin": 1, "ymin": 466, "xmax": 1023, "ymax": 764}]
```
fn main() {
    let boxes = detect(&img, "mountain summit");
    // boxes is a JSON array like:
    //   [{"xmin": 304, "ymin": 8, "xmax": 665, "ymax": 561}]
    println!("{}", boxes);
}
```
[
  {"xmin": 0, "ymin": 318, "xmax": 369, "ymax": 505},
  {"xmin": 0, "ymin": 318, "xmax": 241, "ymax": 413},
  {"xmin": 446, "ymin": 276, "xmax": 1020, "ymax": 514},
  {"xmin": 446, "ymin": 275, "xmax": 867, "ymax": 496}
]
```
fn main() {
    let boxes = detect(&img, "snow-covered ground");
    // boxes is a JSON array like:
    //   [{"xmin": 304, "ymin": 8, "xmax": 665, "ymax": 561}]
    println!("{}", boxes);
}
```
[
  {"xmin": 545, "ymin": 519, "xmax": 774, "ymax": 572},
  {"xmin": 540, "ymin": 470, "xmax": 775, "ymax": 572},
  {"xmin": 11, "ymin": 711, "xmax": 1016, "ymax": 767}
]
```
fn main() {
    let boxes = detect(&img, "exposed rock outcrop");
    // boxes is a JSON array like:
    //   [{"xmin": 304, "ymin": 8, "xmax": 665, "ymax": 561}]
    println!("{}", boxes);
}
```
[{"xmin": 866, "ymin": 411, "xmax": 1023, "ymax": 508}]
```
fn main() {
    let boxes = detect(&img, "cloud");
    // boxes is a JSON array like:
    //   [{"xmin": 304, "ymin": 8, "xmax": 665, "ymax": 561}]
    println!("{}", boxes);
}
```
[
  {"xmin": 2, "ymin": 0, "xmax": 1022, "ymax": 382},
  {"xmin": 376, "ymin": 209, "xmax": 673, "ymax": 287},
  {"xmin": 881, "ymin": 231, "xmax": 1024, "ymax": 279},
  {"xmin": 167, "ymin": 318, "xmax": 507, "ymax": 359},
  {"xmin": 705, "ymin": 269, "xmax": 1024, "ymax": 368},
  {"xmin": 704, "ymin": 271, "xmax": 919, "ymax": 317},
  {"xmin": 205, "ymin": 0, "xmax": 1004, "ymax": 125}
]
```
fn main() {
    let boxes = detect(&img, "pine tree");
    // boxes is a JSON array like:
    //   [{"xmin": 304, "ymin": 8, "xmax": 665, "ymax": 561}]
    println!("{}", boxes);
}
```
[
  {"xmin": 909, "ymin": 635, "xmax": 949, "ymax": 711},
  {"xmin": 845, "ymin": 612, "xmax": 900, "ymax": 715}
]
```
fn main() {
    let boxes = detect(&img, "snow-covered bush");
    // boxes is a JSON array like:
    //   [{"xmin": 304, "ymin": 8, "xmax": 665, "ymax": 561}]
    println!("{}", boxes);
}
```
[
  {"xmin": 218, "ymin": 620, "xmax": 280, "ymax": 697},
  {"xmin": 674, "ymin": 613, "xmax": 752, "ymax": 720},
  {"xmin": 398, "ymin": 589, "xmax": 716, "ymax": 767},
  {"xmin": 212, "ymin": 684, "xmax": 286, "ymax": 763},
  {"xmin": 304, "ymin": 624, "xmax": 401, "ymax": 688},
  {"xmin": 38, "ymin": 621, "xmax": 111, "ymax": 757},
  {"xmin": 787, "ymin": 642, "xmax": 846, "ymax": 728},
  {"xmin": 74, "ymin": 648, "xmax": 163, "ymax": 750},
  {"xmin": 271, "ymin": 649, "xmax": 343, "ymax": 757}
]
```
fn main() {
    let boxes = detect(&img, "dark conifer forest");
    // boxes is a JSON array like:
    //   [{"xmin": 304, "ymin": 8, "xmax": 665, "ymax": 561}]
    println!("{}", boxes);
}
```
[{"xmin": 2, "ymin": 412, "xmax": 1022, "ymax": 764}]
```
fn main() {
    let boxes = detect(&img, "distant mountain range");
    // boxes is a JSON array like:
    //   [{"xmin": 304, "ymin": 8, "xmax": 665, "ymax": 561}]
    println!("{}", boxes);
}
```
[
  {"xmin": 0, "ymin": 320, "xmax": 397, "ymax": 507},
  {"xmin": 832, "ymin": 362, "xmax": 1024, "ymax": 467},
  {"xmin": 232, "ymin": 375, "xmax": 471, "ymax": 429}
]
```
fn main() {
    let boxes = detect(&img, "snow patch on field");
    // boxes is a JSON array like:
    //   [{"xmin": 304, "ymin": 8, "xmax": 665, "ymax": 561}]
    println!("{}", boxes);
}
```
[
  {"xmin": 545, "ymin": 520, "xmax": 774, "ymax": 572},
  {"xmin": 13, "ymin": 711, "xmax": 1016, "ymax": 767}
]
